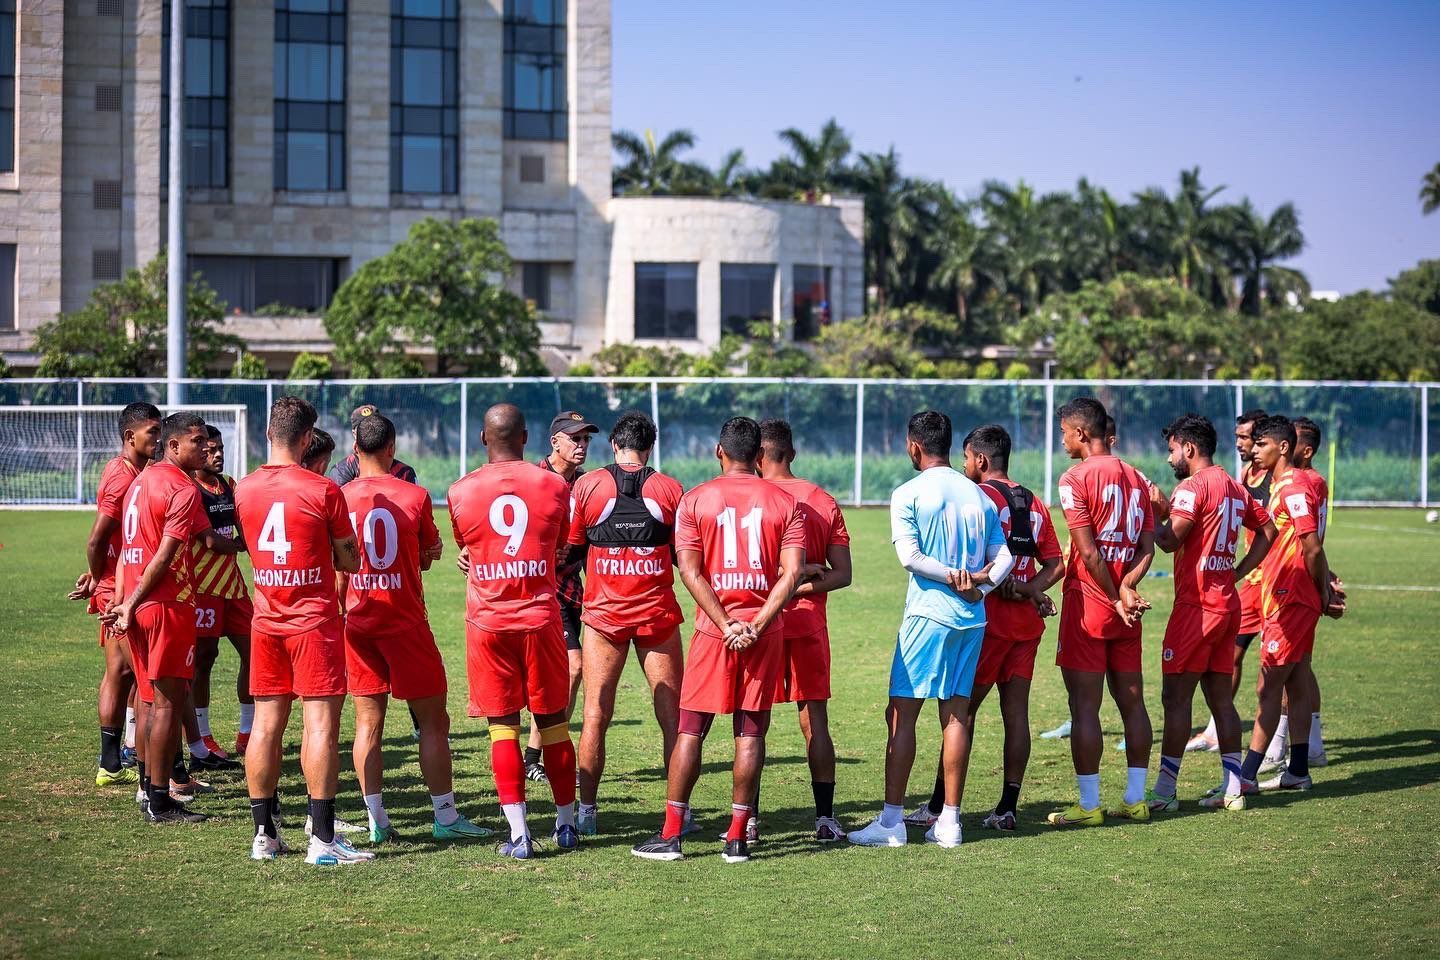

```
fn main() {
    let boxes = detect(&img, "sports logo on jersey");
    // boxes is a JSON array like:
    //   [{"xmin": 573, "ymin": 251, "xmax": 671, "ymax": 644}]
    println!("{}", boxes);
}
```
[
  {"xmin": 1058, "ymin": 485, "xmax": 1076, "ymax": 510},
  {"xmin": 1267, "ymin": 639, "xmax": 1280, "ymax": 653},
  {"xmin": 1163, "ymin": 648, "xmax": 1174, "ymax": 661},
  {"xmin": 1171, "ymin": 489, "xmax": 1196, "ymax": 514},
  {"xmin": 1285, "ymin": 493, "xmax": 1309, "ymax": 517}
]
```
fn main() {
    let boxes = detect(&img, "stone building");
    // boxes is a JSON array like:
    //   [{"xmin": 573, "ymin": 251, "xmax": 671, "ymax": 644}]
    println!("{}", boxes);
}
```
[{"xmin": 0, "ymin": 1, "xmax": 862, "ymax": 373}]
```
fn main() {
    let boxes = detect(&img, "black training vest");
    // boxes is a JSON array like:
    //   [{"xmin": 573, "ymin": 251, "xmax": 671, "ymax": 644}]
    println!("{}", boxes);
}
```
[
  {"xmin": 199, "ymin": 475, "xmax": 240, "ymax": 539},
  {"xmin": 983, "ymin": 479, "xmax": 1039, "ymax": 558},
  {"xmin": 1243, "ymin": 465, "xmax": 1272, "ymax": 508},
  {"xmin": 585, "ymin": 464, "xmax": 672, "ymax": 547}
]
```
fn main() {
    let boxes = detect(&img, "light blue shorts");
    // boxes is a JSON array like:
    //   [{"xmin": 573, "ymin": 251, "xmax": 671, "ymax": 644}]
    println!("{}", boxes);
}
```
[{"xmin": 888, "ymin": 616, "xmax": 985, "ymax": 701}]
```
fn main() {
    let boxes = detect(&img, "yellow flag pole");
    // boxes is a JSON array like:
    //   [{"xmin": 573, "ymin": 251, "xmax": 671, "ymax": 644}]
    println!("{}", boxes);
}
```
[{"xmin": 1327, "ymin": 424, "xmax": 1338, "ymax": 526}]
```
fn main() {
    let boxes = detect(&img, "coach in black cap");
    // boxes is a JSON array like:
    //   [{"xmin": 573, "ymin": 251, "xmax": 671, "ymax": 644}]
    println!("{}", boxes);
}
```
[
  {"xmin": 518, "ymin": 410, "xmax": 597, "ymax": 782},
  {"xmin": 328, "ymin": 403, "xmax": 418, "ymax": 487}
]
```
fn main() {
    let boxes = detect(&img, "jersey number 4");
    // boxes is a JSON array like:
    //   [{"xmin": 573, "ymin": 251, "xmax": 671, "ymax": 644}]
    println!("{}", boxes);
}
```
[
  {"xmin": 716, "ymin": 506, "xmax": 764, "ymax": 570},
  {"xmin": 257, "ymin": 502, "xmax": 292, "ymax": 566}
]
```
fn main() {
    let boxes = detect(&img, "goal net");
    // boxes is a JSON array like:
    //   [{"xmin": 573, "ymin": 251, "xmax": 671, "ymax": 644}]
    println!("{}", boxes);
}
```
[{"xmin": 0, "ymin": 405, "xmax": 248, "ymax": 505}]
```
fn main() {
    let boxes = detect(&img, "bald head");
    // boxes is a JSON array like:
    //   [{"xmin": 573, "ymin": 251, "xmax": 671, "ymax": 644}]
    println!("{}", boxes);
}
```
[{"xmin": 482, "ymin": 403, "xmax": 527, "ymax": 461}]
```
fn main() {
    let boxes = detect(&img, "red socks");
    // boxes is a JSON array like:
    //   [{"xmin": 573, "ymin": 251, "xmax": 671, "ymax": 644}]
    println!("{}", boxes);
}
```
[
  {"xmin": 662, "ymin": 800, "xmax": 688, "ymax": 840},
  {"xmin": 488, "ymin": 725, "xmax": 525, "ymax": 806},
  {"xmin": 726, "ymin": 804, "xmax": 753, "ymax": 842},
  {"xmin": 539, "ymin": 723, "xmax": 576, "ymax": 808}
]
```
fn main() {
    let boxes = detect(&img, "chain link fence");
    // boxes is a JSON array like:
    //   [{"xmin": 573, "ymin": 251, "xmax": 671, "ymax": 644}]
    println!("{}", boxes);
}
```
[{"xmin": 1, "ymin": 377, "xmax": 1433, "ymax": 507}]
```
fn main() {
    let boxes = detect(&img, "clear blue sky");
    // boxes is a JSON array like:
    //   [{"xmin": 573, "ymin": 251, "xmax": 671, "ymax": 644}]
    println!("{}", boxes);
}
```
[{"xmin": 612, "ymin": 0, "xmax": 1440, "ymax": 294}]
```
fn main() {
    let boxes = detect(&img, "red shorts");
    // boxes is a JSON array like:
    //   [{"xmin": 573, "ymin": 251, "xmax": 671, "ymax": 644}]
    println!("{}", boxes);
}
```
[
  {"xmin": 583, "ymin": 612, "xmax": 683, "ymax": 650},
  {"xmin": 1162, "ymin": 603, "xmax": 1240, "ymax": 675},
  {"xmin": 680, "ymin": 623, "xmax": 784, "ymax": 715},
  {"xmin": 1238, "ymin": 580, "xmax": 1263, "ymax": 635},
  {"xmin": 345, "ymin": 622, "xmax": 447, "ymax": 701},
  {"xmin": 773, "ymin": 626, "xmax": 832, "ymax": 703},
  {"xmin": 465, "ymin": 619, "xmax": 569, "ymax": 718},
  {"xmin": 1056, "ymin": 591, "xmax": 1142, "ymax": 674},
  {"xmin": 251, "ymin": 618, "xmax": 347, "ymax": 699},
  {"xmin": 1259, "ymin": 604, "xmax": 1320, "ymax": 667},
  {"xmin": 974, "ymin": 630, "xmax": 1042, "ymax": 687},
  {"xmin": 193, "ymin": 594, "xmax": 253, "ymax": 639},
  {"xmin": 126, "ymin": 601, "xmax": 197, "ymax": 703}
]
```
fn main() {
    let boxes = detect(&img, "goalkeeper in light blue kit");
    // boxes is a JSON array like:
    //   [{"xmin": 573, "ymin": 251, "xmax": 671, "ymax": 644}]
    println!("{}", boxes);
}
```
[{"xmin": 850, "ymin": 411, "xmax": 1014, "ymax": 849}]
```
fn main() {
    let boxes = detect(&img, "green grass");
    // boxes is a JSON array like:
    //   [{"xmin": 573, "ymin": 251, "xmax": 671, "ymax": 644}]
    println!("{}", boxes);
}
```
[{"xmin": 1, "ymin": 507, "xmax": 1437, "ymax": 959}]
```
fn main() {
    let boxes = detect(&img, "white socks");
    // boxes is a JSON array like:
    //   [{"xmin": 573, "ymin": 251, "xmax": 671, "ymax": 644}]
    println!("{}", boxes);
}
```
[
  {"xmin": 1124, "ymin": 766, "xmax": 1147, "ymax": 805},
  {"xmin": 937, "ymin": 805, "xmax": 960, "ymax": 830},
  {"xmin": 1203, "ymin": 715, "xmax": 1217, "ymax": 740},
  {"xmin": 1267, "ymin": 714, "xmax": 1289, "ymax": 760},
  {"xmin": 124, "ymin": 707, "xmax": 136, "ymax": 749},
  {"xmin": 1077, "ymin": 773, "xmax": 1100, "ymax": 810},
  {"xmin": 188, "ymin": 738, "xmax": 211, "ymax": 759},
  {"xmin": 555, "ymin": 801, "xmax": 576, "ymax": 829},
  {"xmin": 880, "ymin": 803, "xmax": 904, "ymax": 828},
  {"xmin": 579, "ymin": 802, "xmax": 597, "ymax": 818},
  {"xmin": 502, "ymin": 802, "xmax": 528, "ymax": 842},
  {"xmin": 364, "ymin": 792, "xmax": 390, "ymax": 830},
  {"xmin": 1221, "ymin": 751, "xmax": 1243, "ymax": 795},
  {"xmin": 238, "ymin": 703, "xmax": 255, "ymax": 735},
  {"xmin": 1154, "ymin": 756, "xmax": 1182, "ymax": 798},
  {"xmin": 1309, "ymin": 712, "xmax": 1324, "ymax": 753},
  {"xmin": 195, "ymin": 706, "xmax": 211, "ymax": 739},
  {"xmin": 430, "ymin": 792, "xmax": 458, "ymax": 826}
]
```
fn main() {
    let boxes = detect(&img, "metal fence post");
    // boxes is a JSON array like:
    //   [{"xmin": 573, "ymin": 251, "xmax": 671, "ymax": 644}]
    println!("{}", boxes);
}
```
[
  {"xmin": 75, "ymin": 380, "xmax": 84, "ymax": 504},
  {"xmin": 853, "ymin": 382, "xmax": 865, "ymax": 506},
  {"xmin": 1043, "ymin": 380, "xmax": 1054, "ymax": 504},
  {"xmin": 1234, "ymin": 382, "xmax": 1244, "ymax": 476},
  {"xmin": 1421, "ymin": 384, "xmax": 1430, "ymax": 507},
  {"xmin": 459, "ymin": 381, "xmax": 469, "ymax": 479},
  {"xmin": 650, "ymin": 381, "xmax": 661, "ymax": 470}
]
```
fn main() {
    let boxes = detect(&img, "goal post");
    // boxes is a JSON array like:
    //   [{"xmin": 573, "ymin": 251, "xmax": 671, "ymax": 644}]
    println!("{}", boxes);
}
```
[{"xmin": 0, "ymin": 405, "xmax": 248, "ymax": 506}]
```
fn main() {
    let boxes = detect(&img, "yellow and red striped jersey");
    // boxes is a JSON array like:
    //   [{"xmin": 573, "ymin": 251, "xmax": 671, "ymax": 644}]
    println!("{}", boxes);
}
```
[{"xmin": 191, "ymin": 474, "xmax": 248, "ymax": 600}]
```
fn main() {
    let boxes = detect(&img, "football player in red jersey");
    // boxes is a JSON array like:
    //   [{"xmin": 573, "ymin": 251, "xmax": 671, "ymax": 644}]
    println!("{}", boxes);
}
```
[
  {"xmin": 70, "ymin": 401, "xmax": 160, "ymax": 788},
  {"xmin": 448, "ymin": 403, "xmax": 578, "ymax": 860},
  {"xmin": 235, "ymin": 396, "xmax": 370, "ymax": 865},
  {"xmin": 567, "ymin": 411, "xmax": 686, "ymax": 837},
  {"xmin": 909, "ymin": 424, "xmax": 1064, "ymax": 832},
  {"xmin": 342, "ymin": 412, "xmax": 492, "ymax": 843},
  {"xmin": 1234, "ymin": 415, "xmax": 1343, "ymax": 796},
  {"xmin": 631, "ymin": 416, "xmax": 806, "ymax": 865},
  {"xmin": 1147, "ymin": 414, "xmax": 1275, "ymax": 813},
  {"xmin": 1049, "ymin": 397, "xmax": 1156, "ymax": 827},
  {"xmin": 755, "ymin": 418, "xmax": 852, "ymax": 842},
  {"xmin": 1186, "ymin": 409, "xmax": 1273, "ymax": 754},
  {"xmin": 302, "ymin": 428, "xmax": 337, "ymax": 476},
  {"xmin": 106, "ymin": 412, "xmax": 242, "ymax": 823}
]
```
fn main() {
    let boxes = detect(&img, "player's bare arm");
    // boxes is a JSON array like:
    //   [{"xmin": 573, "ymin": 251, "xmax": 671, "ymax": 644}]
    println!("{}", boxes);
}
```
[
  {"xmin": 676, "ymin": 547, "xmax": 750, "ymax": 648},
  {"xmin": 332, "ymin": 533, "xmax": 362, "ymax": 574},
  {"xmin": 1118, "ymin": 529, "xmax": 1156, "ymax": 617},
  {"xmin": 1154, "ymin": 512, "xmax": 1192, "ymax": 553},
  {"xmin": 1068, "ymin": 523, "xmax": 1121, "ymax": 605},
  {"xmin": 74, "ymin": 513, "xmax": 120, "ymax": 600},
  {"xmin": 1232, "ymin": 518, "xmax": 1277, "ymax": 582},
  {"xmin": 420, "ymin": 538, "xmax": 442, "ymax": 571},
  {"xmin": 104, "ymin": 533, "xmax": 185, "ymax": 632},
  {"xmin": 194, "ymin": 526, "xmax": 245, "ymax": 556},
  {"xmin": 1017, "ymin": 555, "xmax": 1065, "ymax": 605},
  {"xmin": 747, "ymin": 544, "xmax": 806, "ymax": 639},
  {"xmin": 455, "ymin": 544, "xmax": 471, "ymax": 575},
  {"xmin": 1149, "ymin": 483, "xmax": 1171, "ymax": 523},
  {"xmin": 1300, "ymin": 531, "xmax": 1342, "ymax": 619},
  {"xmin": 794, "ymin": 544, "xmax": 852, "ymax": 597}
]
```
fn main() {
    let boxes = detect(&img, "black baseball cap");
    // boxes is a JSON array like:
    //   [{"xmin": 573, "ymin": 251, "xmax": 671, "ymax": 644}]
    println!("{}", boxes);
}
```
[
  {"xmin": 350, "ymin": 403, "xmax": 382, "ymax": 430},
  {"xmin": 549, "ymin": 411, "xmax": 598, "ymax": 437}
]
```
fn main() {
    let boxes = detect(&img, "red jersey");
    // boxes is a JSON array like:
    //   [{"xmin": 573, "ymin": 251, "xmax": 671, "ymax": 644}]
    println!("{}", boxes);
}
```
[
  {"xmin": 95, "ymin": 456, "xmax": 142, "ymax": 595},
  {"xmin": 1167, "ymin": 465, "xmax": 1269, "ymax": 611},
  {"xmin": 981, "ymin": 479, "xmax": 1063, "ymax": 642},
  {"xmin": 567, "ymin": 465, "xmax": 684, "ymax": 634},
  {"xmin": 673, "ymin": 474, "xmax": 806, "ymax": 636},
  {"xmin": 448, "ymin": 460, "xmax": 569, "ymax": 633},
  {"xmin": 767, "ymin": 476, "xmax": 850, "ymax": 638},
  {"xmin": 1057, "ymin": 454, "xmax": 1156, "ymax": 609},
  {"xmin": 342, "ymin": 474, "xmax": 441, "ymax": 636},
  {"xmin": 118, "ymin": 460, "xmax": 210, "ymax": 609},
  {"xmin": 235, "ymin": 464, "xmax": 352, "ymax": 637},
  {"xmin": 1260, "ymin": 467, "xmax": 1328, "ymax": 615}
]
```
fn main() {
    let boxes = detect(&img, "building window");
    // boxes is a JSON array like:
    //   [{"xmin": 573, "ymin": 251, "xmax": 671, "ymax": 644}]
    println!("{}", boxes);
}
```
[
  {"xmin": 95, "ymin": 84, "xmax": 123, "ymax": 112},
  {"xmin": 390, "ymin": 0, "xmax": 458, "ymax": 194},
  {"xmin": 162, "ymin": 0, "xmax": 231, "ymax": 189},
  {"xmin": 190, "ymin": 255, "xmax": 342, "ymax": 313},
  {"xmin": 793, "ymin": 264, "xmax": 832, "ymax": 341},
  {"xmin": 0, "ymin": 244, "xmax": 14, "ymax": 331},
  {"xmin": 93, "ymin": 250, "xmax": 122, "ymax": 282},
  {"xmin": 721, "ymin": 263, "xmax": 775, "ymax": 338},
  {"xmin": 275, "ymin": 0, "xmax": 346, "ymax": 192},
  {"xmin": 503, "ymin": 0, "xmax": 566, "ymax": 141},
  {"xmin": 634, "ymin": 263, "xmax": 697, "ymax": 340},
  {"xmin": 1, "ymin": 0, "xmax": 14, "ymax": 174},
  {"xmin": 521, "ymin": 262, "xmax": 550, "ymax": 311}
]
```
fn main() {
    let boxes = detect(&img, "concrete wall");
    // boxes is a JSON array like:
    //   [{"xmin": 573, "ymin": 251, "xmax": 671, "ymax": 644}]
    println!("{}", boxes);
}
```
[{"xmin": 602, "ymin": 194, "xmax": 865, "ymax": 349}]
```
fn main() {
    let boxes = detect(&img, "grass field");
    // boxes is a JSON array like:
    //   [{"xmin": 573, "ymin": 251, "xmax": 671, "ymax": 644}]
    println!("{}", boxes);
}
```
[{"xmin": 1, "ymin": 505, "xmax": 1437, "ymax": 959}]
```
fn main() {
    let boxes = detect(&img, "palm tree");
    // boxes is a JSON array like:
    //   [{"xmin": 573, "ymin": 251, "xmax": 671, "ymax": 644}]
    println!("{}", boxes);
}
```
[
  {"xmin": 706, "ymin": 148, "xmax": 749, "ymax": 197},
  {"xmin": 931, "ymin": 196, "xmax": 999, "ymax": 337},
  {"xmin": 978, "ymin": 179, "xmax": 1063, "ymax": 321},
  {"xmin": 1130, "ymin": 167, "xmax": 1230, "ymax": 294},
  {"xmin": 1062, "ymin": 178, "xmax": 1126, "ymax": 285},
  {"xmin": 851, "ymin": 148, "xmax": 919, "ymax": 311},
  {"xmin": 768, "ymin": 118, "xmax": 853, "ymax": 199},
  {"xmin": 1422, "ymin": 162, "xmax": 1440, "ymax": 215},
  {"xmin": 611, "ymin": 128, "xmax": 699, "ymax": 196},
  {"xmin": 1226, "ymin": 199, "xmax": 1309, "ymax": 314}
]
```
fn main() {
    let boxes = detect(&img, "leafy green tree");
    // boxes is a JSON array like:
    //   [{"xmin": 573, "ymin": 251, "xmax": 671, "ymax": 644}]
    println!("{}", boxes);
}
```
[
  {"xmin": 584, "ymin": 342, "xmax": 691, "ymax": 378},
  {"xmin": 932, "ymin": 196, "xmax": 1001, "ymax": 338},
  {"xmin": 1421, "ymin": 162, "xmax": 1440, "ymax": 215},
  {"xmin": 1285, "ymin": 294, "xmax": 1440, "ymax": 381},
  {"xmin": 1389, "ymin": 259, "xmax": 1440, "ymax": 315},
  {"xmin": 1225, "ymin": 198, "xmax": 1308, "ymax": 315},
  {"xmin": 32, "ymin": 253, "xmax": 240, "ymax": 377},
  {"xmin": 978, "ymin": 179, "xmax": 1064, "ymax": 321},
  {"xmin": 766, "ymin": 118, "xmax": 853, "ymax": 199},
  {"xmin": 1129, "ymin": 168, "xmax": 1231, "ymax": 297},
  {"xmin": 705, "ymin": 149, "xmax": 751, "ymax": 197},
  {"xmin": 813, "ymin": 306, "xmax": 957, "ymax": 378},
  {"xmin": 231, "ymin": 352, "xmax": 269, "ymax": 379},
  {"xmin": 1014, "ymin": 274, "xmax": 1234, "ymax": 378},
  {"xmin": 287, "ymin": 351, "xmax": 332, "ymax": 380},
  {"xmin": 852, "ymin": 149, "xmax": 936, "ymax": 312},
  {"xmin": 612, "ymin": 128, "xmax": 705, "ymax": 196},
  {"xmin": 324, "ymin": 217, "xmax": 544, "ymax": 378}
]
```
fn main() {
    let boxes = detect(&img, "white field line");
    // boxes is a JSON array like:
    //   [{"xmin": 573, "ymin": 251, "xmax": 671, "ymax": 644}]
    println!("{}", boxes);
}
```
[
  {"xmin": 1336, "ymin": 523, "xmax": 1440, "ymax": 537},
  {"xmin": 1342, "ymin": 584, "xmax": 1440, "ymax": 593}
]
